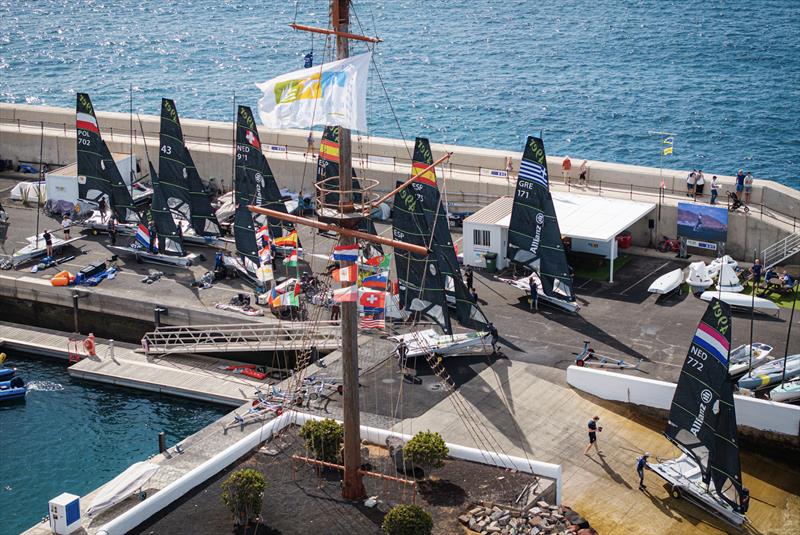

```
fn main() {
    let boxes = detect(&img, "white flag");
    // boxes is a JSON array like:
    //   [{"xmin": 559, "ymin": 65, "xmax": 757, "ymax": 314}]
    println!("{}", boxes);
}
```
[{"xmin": 256, "ymin": 52, "xmax": 371, "ymax": 131}]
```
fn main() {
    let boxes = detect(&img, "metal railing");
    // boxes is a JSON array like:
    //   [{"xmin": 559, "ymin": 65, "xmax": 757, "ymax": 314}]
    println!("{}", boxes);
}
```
[
  {"xmin": 762, "ymin": 233, "xmax": 800, "ymax": 269},
  {"xmin": 141, "ymin": 321, "xmax": 342, "ymax": 355}
]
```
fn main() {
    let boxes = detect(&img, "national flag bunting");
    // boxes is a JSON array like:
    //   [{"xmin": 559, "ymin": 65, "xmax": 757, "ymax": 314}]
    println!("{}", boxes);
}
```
[
  {"xmin": 692, "ymin": 320, "xmax": 730, "ymax": 366},
  {"xmin": 135, "ymin": 223, "xmax": 157, "ymax": 252},
  {"xmin": 333, "ymin": 243, "xmax": 359, "ymax": 261},
  {"xmin": 319, "ymin": 138, "xmax": 340, "ymax": 163},
  {"xmin": 332, "ymin": 264, "xmax": 358, "ymax": 282},
  {"xmin": 274, "ymin": 230, "xmax": 298, "ymax": 248},
  {"xmin": 333, "ymin": 286, "xmax": 358, "ymax": 303},
  {"xmin": 661, "ymin": 136, "xmax": 674, "ymax": 156},
  {"xmin": 519, "ymin": 158, "xmax": 548, "ymax": 189},
  {"xmin": 359, "ymin": 314, "xmax": 385, "ymax": 330},
  {"xmin": 362, "ymin": 271, "xmax": 389, "ymax": 290},
  {"xmin": 359, "ymin": 290, "xmax": 385, "ymax": 311},
  {"xmin": 364, "ymin": 253, "xmax": 391, "ymax": 269},
  {"xmin": 283, "ymin": 249, "xmax": 298, "ymax": 267},
  {"xmin": 76, "ymin": 112, "xmax": 100, "ymax": 135}
]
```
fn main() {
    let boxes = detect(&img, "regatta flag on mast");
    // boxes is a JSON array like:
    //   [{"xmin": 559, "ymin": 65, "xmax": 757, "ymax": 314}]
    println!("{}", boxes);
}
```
[
  {"xmin": 662, "ymin": 136, "xmax": 674, "ymax": 156},
  {"xmin": 282, "ymin": 249, "xmax": 298, "ymax": 267},
  {"xmin": 333, "ymin": 244, "xmax": 360, "ymax": 262},
  {"xmin": 362, "ymin": 271, "xmax": 389, "ymax": 290},
  {"xmin": 364, "ymin": 253, "xmax": 392, "ymax": 269},
  {"xmin": 332, "ymin": 264, "xmax": 358, "ymax": 282},
  {"xmin": 274, "ymin": 230, "xmax": 298, "ymax": 248},
  {"xmin": 333, "ymin": 285, "xmax": 358, "ymax": 303},
  {"xmin": 256, "ymin": 53, "xmax": 371, "ymax": 131}
]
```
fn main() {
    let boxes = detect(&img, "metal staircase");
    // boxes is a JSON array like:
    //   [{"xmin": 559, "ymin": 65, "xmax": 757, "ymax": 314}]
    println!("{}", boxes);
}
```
[
  {"xmin": 141, "ymin": 321, "xmax": 342, "ymax": 356},
  {"xmin": 762, "ymin": 233, "xmax": 800, "ymax": 269}
]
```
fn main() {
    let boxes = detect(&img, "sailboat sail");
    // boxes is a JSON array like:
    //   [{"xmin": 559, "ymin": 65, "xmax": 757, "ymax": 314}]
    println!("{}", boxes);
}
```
[
  {"xmin": 506, "ymin": 136, "xmax": 573, "ymax": 301},
  {"xmin": 411, "ymin": 137, "xmax": 488, "ymax": 329},
  {"xmin": 316, "ymin": 125, "xmax": 381, "ymax": 254},
  {"xmin": 666, "ymin": 298, "xmax": 746, "ymax": 511},
  {"xmin": 76, "ymin": 93, "xmax": 138, "ymax": 223},
  {"xmin": 148, "ymin": 162, "xmax": 185, "ymax": 255},
  {"xmin": 159, "ymin": 98, "xmax": 221, "ymax": 236},
  {"xmin": 158, "ymin": 98, "xmax": 194, "ymax": 224},
  {"xmin": 392, "ymin": 181, "xmax": 452, "ymax": 335}
]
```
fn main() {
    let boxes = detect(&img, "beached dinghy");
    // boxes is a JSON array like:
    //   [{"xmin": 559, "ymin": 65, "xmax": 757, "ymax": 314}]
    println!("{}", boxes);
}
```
[
  {"xmin": 738, "ymin": 354, "xmax": 800, "ymax": 391},
  {"xmin": 769, "ymin": 378, "xmax": 800, "ymax": 403},
  {"xmin": 708, "ymin": 255, "xmax": 738, "ymax": 278},
  {"xmin": 389, "ymin": 329, "xmax": 490, "ymax": 358},
  {"xmin": 504, "ymin": 136, "xmax": 579, "ymax": 313},
  {"xmin": 499, "ymin": 274, "xmax": 581, "ymax": 313},
  {"xmin": 685, "ymin": 262, "xmax": 713, "ymax": 290},
  {"xmin": 716, "ymin": 263, "xmax": 744, "ymax": 292},
  {"xmin": 727, "ymin": 343, "xmax": 774, "ymax": 377},
  {"xmin": 11, "ymin": 233, "xmax": 83, "ymax": 268},
  {"xmin": 700, "ymin": 290, "xmax": 779, "ymax": 314},
  {"xmin": 649, "ymin": 297, "xmax": 750, "ymax": 527},
  {"xmin": 648, "ymin": 268, "xmax": 683, "ymax": 294}
]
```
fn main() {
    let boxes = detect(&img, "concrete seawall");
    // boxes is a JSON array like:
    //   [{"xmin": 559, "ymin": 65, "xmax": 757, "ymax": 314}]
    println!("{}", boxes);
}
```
[{"xmin": 2, "ymin": 103, "xmax": 798, "ymax": 259}]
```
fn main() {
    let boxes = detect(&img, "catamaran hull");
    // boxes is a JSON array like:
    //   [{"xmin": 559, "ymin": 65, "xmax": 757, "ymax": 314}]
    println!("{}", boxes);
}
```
[
  {"xmin": 389, "ymin": 329, "xmax": 491, "ymax": 358},
  {"xmin": 499, "ymin": 277, "xmax": 580, "ymax": 313},
  {"xmin": 648, "ymin": 456, "xmax": 746, "ymax": 527},
  {"xmin": 110, "ymin": 246, "xmax": 198, "ymax": 267},
  {"xmin": 11, "ymin": 237, "xmax": 83, "ymax": 267}
]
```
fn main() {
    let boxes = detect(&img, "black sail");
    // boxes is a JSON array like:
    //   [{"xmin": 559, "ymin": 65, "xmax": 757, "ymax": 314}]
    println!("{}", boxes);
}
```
[
  {"xmin": 411, "ymin": 137, "xmax": 488, "ymax": 329},
  {"xmin": 101, "ymin": 139, "xmax": 140, "ymax": 223},
  {"xmin": 158, "ymin": 98, "xmax": 193, "ymax": 225},
  {"xmin": 392, "ymin": 181, "xmax": 452, "ymax": 335},
  {"xmin": 236, "ymin": 105, "xmax": 289, "ymax": 240},
  {"xmin": 148, "ymin": 162, "xmax": 184, "ymax": 256},
  {"xmin": 666, "ymin": 298, "xmax": 746, "ymax": 511},
  {"xmin": 316, "ymin": 125, "xmax": 381, "ymax": 253},
  {"xmin": 160, "ymin": 98, "xmax": 221, "ymax": 236},
  {"xmin": 506, "ymin": 136, "xmax": 573, "ymax": 301},
  {"xmin": 76, "ymin": 93, "xmax": 114, "ymax": 207}
]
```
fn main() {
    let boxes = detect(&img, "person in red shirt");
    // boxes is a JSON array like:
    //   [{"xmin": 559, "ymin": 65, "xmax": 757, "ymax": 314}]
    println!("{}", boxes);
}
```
[{"xmin": 562, "ymin": 155, "xmax": 572, "ymax": 185}]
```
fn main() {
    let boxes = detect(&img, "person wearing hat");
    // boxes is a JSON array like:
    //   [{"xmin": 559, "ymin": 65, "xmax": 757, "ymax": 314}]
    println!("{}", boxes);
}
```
[{"xmin": 636, "ymin": 452, "xmax": 650, "ymax": 490}]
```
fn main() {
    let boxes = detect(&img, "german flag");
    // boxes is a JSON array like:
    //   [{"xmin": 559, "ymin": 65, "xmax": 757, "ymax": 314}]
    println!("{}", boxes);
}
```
[{"xmin": 320, "ymin": 138, "xmax": 340, "ymax": 163}]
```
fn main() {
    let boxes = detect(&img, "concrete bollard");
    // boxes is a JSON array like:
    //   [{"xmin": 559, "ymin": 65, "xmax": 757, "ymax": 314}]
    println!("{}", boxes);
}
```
[
  {"xmin": 108, "ymin": 339, "xmax": 115, "ymax": 360},
  {"xmin": 158, "ymin": 432, "xmax": 166, "ymax": 454}
]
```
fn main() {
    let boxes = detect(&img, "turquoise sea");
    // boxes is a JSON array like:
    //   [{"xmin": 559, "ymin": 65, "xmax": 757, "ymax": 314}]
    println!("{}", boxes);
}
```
[
  {"xmin": 0, "ymin": 353, "xmax": 228, "ymax": 535},
  {"xmin": 1, "ymin": 0, "xmax": 798, "ymax": 188}
]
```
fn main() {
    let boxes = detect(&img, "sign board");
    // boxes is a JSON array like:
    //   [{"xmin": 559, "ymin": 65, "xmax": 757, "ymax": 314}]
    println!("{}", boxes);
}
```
[
  {"xmin": 685, "ymin": 239, "xmax": 717, "ymax": 251},
  {"xmin": 480, "ymin": 168, "xmax": 508, "ymax": 178},
  {"xmin": 268, "ymin": 145, "xmax": 287, "ymax": 153},
  {"xmin": 677, "ymin": 202, "xmax": 728, "ymax": 243}
]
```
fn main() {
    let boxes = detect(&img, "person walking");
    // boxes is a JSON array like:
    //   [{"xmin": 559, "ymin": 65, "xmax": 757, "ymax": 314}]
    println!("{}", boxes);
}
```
[
  {"xmin": 636, "ymin": 453, "xmax": 650, "ymax": 490},
  {"xmin": 695, "ymin": 170, "xmax": 705, "ymax": 197},
  {"xmin": 107, "ymin": 218, "xmax": 117, "ymax": 246},
  {"xmin": 528, "ymin": 273, "xmax": 539, "ymax": 311},
  {"xmin": 735, "ymin": 169, "xmax": 745, "ymax": 197},
  {"xmin": 583, "ymin": 416, "xmax": 602, "ymax": 456},
  {"xmin": 61, "ymin": 214, "xmax": 72, "ymax": 239},
  {"xmin": 710, "ymin": 175, "xmax": 719, "ymax": 205},
  {"xmin": 464, "ymin": 265, "xmax": 474, "ymax": 290},
  {"xmin": 743, "ymin": 172, "xmax": 754, "ymax": 204},
  {"xmin": 686, "ymin": 170, "xmax": 696, "ymax": 197},
  {"xmin": 579, "ymin": 160, "xmax": 588, "ymax": 187},
  {"xmin": 42, "ymin": 229, "xmax": 53, "ymax": 258},
  {"xmin": 561, "ymin": 155, "xmax": 572, "ymax": 185},
  {"xmin": 98, "ymin": 197, "xmax": 108, "ymax": 222},
  {"xmin": 487, "ymin": 322, "xmax": 499, "ymax": 354}
]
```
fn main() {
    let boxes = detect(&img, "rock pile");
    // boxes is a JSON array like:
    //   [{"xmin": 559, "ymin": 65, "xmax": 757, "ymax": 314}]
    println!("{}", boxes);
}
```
[{"xmin": 458, "ymin": 501, "xmax": 596, "ymax": 535}]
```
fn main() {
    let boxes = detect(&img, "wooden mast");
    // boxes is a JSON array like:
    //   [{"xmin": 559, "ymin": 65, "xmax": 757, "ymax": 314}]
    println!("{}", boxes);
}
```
[{"xmin": 333, "ymin": 0, "xmax": 367, "ymax": 501}]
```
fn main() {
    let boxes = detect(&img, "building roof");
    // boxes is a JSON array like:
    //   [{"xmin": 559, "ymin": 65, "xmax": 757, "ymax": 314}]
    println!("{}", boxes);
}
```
[
  {"xmin": 48, "ymin": 152, "xmax": 132, "ymax": 178},
  {"xmin": 466, "ymin": 193, "xmax": 655, "ymax": 243}
]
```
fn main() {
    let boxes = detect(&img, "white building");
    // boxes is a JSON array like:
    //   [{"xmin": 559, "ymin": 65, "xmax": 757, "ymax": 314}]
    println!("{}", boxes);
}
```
[
  {"xmin": 462, "ymin": 193, "xmax": 655, "ymax": 282},
  {"xmin": 45, "ymin": 153, "xmax": 139, "ymax": 205}
]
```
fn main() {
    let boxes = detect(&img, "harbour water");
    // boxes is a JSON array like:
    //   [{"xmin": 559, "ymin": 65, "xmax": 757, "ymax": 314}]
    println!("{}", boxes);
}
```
[
  {"xmin": 0, "ymin": 352, "xmax": 229, "ymax": 535},
  {"xmin": 0, "ymin": 0, "xmax": 798, "ymax": 187}
]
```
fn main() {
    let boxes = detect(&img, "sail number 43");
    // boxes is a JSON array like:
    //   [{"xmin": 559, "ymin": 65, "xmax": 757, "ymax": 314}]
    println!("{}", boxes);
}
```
[{"xmin": 160, "ymin": 145, "xmax": 172, "ymax": 155}]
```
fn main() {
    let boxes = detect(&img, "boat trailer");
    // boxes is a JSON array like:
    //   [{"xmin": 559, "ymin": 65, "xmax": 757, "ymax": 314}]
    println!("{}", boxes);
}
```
[{"xmin": 573, "ymin": 341, "xmax": 642, "ymax": 370}]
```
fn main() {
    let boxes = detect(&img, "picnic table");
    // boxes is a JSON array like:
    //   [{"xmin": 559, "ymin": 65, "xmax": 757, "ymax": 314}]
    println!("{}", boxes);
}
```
[{"xmin": 759, "ymin": 277, "xmax": 796, "ymax": 297}]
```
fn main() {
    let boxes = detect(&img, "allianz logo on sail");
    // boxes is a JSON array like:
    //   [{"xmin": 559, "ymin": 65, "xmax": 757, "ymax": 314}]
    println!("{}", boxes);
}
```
[
  {"xmin": 690, "ymin": 388, "xmax": 715, "ymax": 437},
  {"xmin": 529, "ymin": 213, "xmax": 545, "ymax": 255}
]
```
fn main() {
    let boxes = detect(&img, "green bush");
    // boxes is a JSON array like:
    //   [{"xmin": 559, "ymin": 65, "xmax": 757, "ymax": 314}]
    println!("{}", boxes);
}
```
[
  {"xmin": 299, "ymin": 418, "xmax": 344, "ymax": 463},
  {"xmin": 382, "ymin": 504, "xmax": 433, "ymax": 535},
  {"xmin": 404, "ymin": 430, "xmax": 449, "ymax": 470},
  {"xmin": 220, "ymin": 468, "xmax": 266, "ymax": 526}
]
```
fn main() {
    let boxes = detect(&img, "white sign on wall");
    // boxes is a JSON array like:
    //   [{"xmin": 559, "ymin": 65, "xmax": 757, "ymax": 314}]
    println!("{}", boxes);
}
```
[
  {"xmin": 686, "ymin": 239, "xmax": 717, "ymax": 251},
  {"xmin": 480, "ymin": 168, "xmax": 508, "ymax": 178}
]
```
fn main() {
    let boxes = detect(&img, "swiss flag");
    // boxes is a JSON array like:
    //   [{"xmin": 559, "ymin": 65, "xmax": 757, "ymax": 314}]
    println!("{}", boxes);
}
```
[
  {"xmin": 245, "ymin": 129, "xmax": 261, "ymax": 150},
  {"xmin": 359, "ymin": 291, "xmax": 385, "ymax": 309}
]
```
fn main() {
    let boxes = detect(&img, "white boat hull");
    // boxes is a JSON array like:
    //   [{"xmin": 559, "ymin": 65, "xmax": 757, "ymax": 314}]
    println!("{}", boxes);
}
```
[
  {"xmin": 648, "ymin": 455, "xmax": 746, "ymax": 527},
  {"xmin": 389, "ymin": 329, "xmax": 491, "ymax": 358},
  {"xmin": 499, "ymin": 276, "xmax": 580, "ymax": 313},
  {"xmin": 110, "ymin": 246, "xmax": 198, "ymax": 267},
  {"xmin": 769, "ymin": 380, "xmax": 800, "ymax": 403},
  {"xmin": 11, "ymin": 235, "xmax": 83, "ymax": 267},
  {"xmin": 700, "ymin": 291, "xmax": 779, "ymax": 313},
  {"xmin": 648, "ymin": 268, "xmax": 683, "ymax": 294},
  {"xmin": 727, "ymin": 343, "xmax": 773, "ymax": 377}
]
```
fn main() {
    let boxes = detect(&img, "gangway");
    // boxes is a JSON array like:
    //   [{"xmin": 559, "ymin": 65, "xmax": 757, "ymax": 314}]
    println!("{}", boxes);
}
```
[
  {"xmin": 141, "ymin": 321, "xmax": 342, "ymax": 356},
  {"xmin": 762, "ymin": 232, "xmax": 800, "ymax": 269}
]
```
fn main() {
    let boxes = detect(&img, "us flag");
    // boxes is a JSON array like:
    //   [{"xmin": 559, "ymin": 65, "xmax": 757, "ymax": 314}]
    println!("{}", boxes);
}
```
[
  {"xmin": 519, "ymin": 158, "xmax": 548, "ymax": 189},
  {"xmin": 359, "ymin": 315, "xmax": 385, "ymax": 330}
]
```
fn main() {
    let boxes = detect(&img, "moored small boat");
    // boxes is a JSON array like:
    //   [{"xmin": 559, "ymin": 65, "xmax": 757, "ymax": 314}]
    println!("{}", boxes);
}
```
[
  {"xmin": 769, "ymin": 378, "xmax": 800, "ymax": 403},
  {"xmin": 0, "ymin": 376, "xmax": 26, "ymax": 402},
  {"xmin": 738, "ymin": 354, "xmax": 800, "ymax": 391}
]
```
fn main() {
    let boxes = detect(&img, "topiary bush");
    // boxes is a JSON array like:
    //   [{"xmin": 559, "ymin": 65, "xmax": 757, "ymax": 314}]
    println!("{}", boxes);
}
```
[
  {"xmin": 381, "ymin": 504, "xmax": 433, "ymax": 535},
  {"xmin": 299, "ymin": 418, "xmax": 344, "ymax": 463},
  {"xmin": 220, "ymin": 468, "xmax": 266, "ymax": 526},
  {"xmin": 404, "ymin": 430, "xmax": 449, "ymax": 471}
]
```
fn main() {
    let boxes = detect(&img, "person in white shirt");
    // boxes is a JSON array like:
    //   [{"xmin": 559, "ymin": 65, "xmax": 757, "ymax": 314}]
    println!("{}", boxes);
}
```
[
  {"xmin": 61, "ymin": 214, "xmax": 72, "ymax": 239},
  {"xmin": 710, "ymin": 175, "xmax": 719, "ymax": 204},
  {"xmin": 695, "ymin": 170, "xmax": 705, "ymax": 197},
  {"xmin": 686, "ymin": 170, "xmax": 696, "ymax": 197}
]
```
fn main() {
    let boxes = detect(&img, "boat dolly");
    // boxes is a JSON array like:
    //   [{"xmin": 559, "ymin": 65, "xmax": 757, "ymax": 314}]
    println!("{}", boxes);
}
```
[{"xmin": 573, "ymin": 341, "xmax": 642, "ymax": 370}]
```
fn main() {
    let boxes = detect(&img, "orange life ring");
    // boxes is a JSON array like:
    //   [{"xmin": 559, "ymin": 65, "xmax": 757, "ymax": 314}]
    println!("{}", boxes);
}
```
[{"xmin": 83, "ymin": 334, "xmax": 97, "ymax": 356}]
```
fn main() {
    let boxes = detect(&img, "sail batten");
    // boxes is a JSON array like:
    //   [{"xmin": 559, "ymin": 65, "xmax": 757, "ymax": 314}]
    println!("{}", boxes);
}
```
[{"xmin": 506, "ymin": 136, "xmax": 573, "ymax": 302}]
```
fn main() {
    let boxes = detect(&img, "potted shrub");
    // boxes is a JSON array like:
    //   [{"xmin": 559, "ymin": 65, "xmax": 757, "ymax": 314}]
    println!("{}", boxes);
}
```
[
  {"xmin": 381, "ymin": 504, "xmax": 433, "ymax": 535},
  {"xmin": 220, "ymin": 468, "xmax": 266, "ymax": 527},
  {"xmin": 404, "ymin": 430, "xmax": 449, "ymax": 477},
  {"xmin": 299, "ymin": 418, "xmax": 344, "ymax": 463}
]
